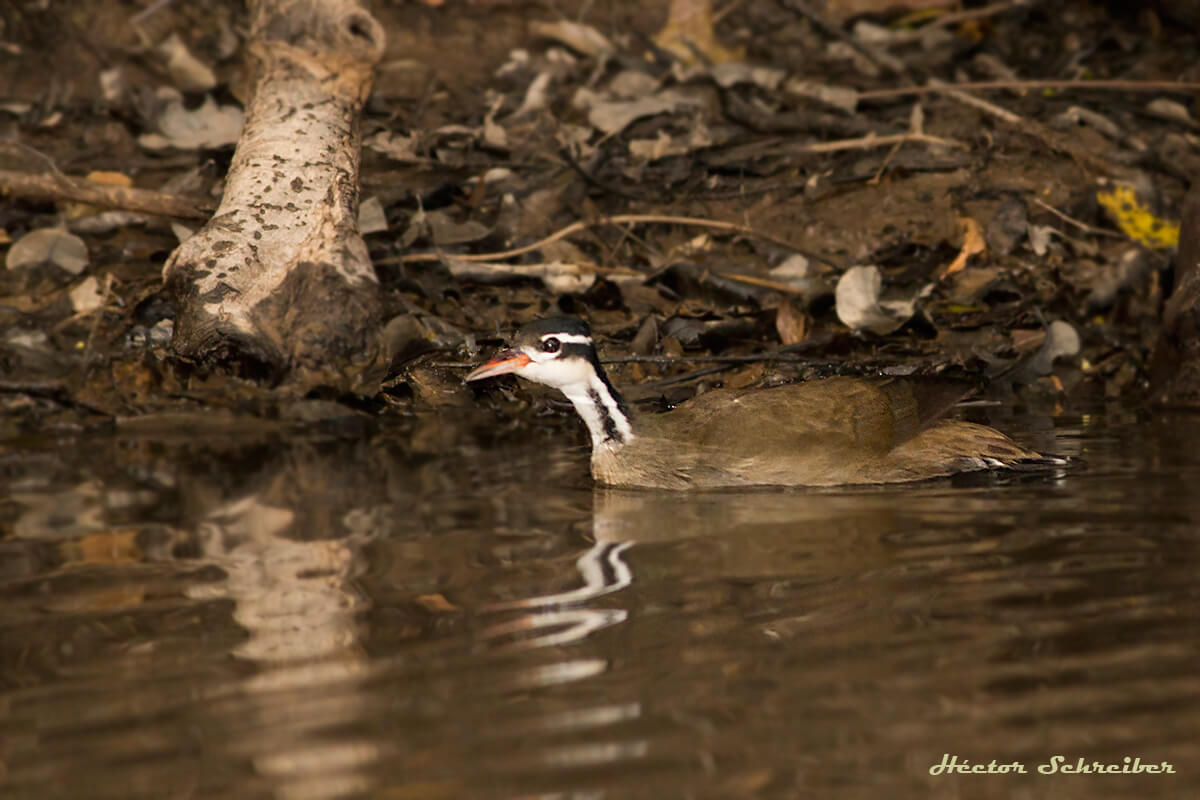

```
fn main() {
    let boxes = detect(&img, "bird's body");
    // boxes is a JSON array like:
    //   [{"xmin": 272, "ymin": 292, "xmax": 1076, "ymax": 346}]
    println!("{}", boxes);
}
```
[
  {"xmin": 468, "ymin": 317, "xmax": 1058, "ymax": 489},
  {"xmin": 589, "ymin": 377, "xmax": 1041, "ymax": 489}
]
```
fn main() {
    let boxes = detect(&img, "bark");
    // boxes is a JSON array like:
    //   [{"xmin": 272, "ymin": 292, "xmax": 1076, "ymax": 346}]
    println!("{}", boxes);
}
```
[
  {"xmin": 163, "ymin": 0, "xmax": 386, "ymax": 389},
  {"xmin": 1150, "ymin": 184, "xmax": 1200, "ymax": 405}
]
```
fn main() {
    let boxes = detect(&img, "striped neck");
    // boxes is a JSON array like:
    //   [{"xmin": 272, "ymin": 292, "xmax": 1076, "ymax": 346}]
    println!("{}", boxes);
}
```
[{"xmin": 559, "ymin": 356, "xmax": 635, "ymax": 452}]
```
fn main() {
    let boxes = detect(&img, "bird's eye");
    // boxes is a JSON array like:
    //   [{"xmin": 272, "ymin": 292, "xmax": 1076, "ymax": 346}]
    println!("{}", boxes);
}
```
[{"xmin": 541, "ymin": 337, "xmax": 561, "ymax": 353}]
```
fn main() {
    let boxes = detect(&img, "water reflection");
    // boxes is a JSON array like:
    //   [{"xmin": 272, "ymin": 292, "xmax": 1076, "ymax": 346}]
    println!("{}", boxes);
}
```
[
  {"xmin": 184, "ymin": 483, "xmax": 376, "ymax": 799},
  {"xmin": 1, "ymin": 411, "xmax": 1198, "ymax": 798}
]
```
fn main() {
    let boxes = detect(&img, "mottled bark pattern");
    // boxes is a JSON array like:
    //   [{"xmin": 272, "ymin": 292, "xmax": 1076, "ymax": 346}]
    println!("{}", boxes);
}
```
[{"xmin": 164, "ymin": 0, "xmax": 386, "ymax": 388}]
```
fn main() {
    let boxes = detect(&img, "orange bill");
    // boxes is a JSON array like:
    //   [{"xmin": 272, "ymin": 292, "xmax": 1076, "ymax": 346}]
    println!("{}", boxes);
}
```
[{"xmin": 466, "ymin": 347, "xmax": 531, "ymax": 381}]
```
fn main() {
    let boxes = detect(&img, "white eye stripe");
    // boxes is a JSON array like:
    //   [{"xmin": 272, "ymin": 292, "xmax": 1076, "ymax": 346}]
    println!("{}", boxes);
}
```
[{"xmin": 542, "ymin": 333, "xmax": 592, "ymax": 345}]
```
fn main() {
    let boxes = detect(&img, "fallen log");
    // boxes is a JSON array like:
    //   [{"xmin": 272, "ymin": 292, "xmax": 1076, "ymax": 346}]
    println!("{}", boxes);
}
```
[{"xmin": 163, "ymin": 0, "xmax": 387, "ymax": 389}]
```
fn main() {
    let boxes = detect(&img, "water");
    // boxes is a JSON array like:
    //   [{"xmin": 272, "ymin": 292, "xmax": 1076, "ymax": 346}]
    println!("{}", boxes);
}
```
[{"xmin": 1, "ymin": 406, "xmax": 1198, "ymax": 799}]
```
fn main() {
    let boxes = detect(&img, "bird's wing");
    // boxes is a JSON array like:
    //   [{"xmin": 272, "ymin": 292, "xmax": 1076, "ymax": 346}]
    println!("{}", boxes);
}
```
[{"xmin": 656, "ymin": 376, "xmax": 974, "ymax": 459}]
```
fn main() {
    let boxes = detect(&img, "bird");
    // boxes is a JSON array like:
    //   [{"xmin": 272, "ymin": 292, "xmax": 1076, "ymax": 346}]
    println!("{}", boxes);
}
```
[{"xmin": 466, "ymin": 316, "xmax": 1061, "ymax": 489}]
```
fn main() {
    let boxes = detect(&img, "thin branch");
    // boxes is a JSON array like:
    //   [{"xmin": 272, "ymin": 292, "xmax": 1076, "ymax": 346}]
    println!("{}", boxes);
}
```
[
  {"xmin": 1031, "ymin": 197, "xmax": 1125, "ymax": 238},
  {"xmin": 915, "ymin": 1, "xmax": 1024, "ymax": 29},
  {"xmin": 622, "ymin": 363, "xmax": 736, "ymax": 394},
  {"xmin": 712, "ymin": 0, "xmax": 747, "ymax": 23},
  {"xmin": 859, "ymin": 79, "xmax": 1200, "ymax": 101},
  {"xmin": 0, "ymin": 141, "xmax": 65, "ymax": 176},
  {"xmin": 869, "ymin": 139, "xmax": 905, "ymax": 184},
  {"xmin": 796, "ymin": 129, "xmax": 966, "ymax": 154},
  {"xmin": 931, "ymin": 80, "xmax": 1119, "ymax": 174},
  {"xmin": 130, "ymin": 0, "xmax": 179, "ymax": 27},
  {"xmin": 936, "ymin": 84, "xmax": 1023, "ymax": 124},
  {"xmin": 717, "ymin": 271, "xmax": 805, "ymax": 295},
  {"xmin": 0, "ymin": 170, "xmax": 212, "ymax": 219},
  {"xmin": 386, "ymin": 213, "xmax": 839, "ymax": 268}
]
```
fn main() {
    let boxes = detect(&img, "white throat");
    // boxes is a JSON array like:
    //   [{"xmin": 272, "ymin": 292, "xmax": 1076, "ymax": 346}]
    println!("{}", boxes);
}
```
[
  {"xmin": 513, "ymin": 339, "xmax": 636, "ymax": 453},
  {"xmin": 558, "ymin": 372, "xmax": 635, "ymax": 452}
]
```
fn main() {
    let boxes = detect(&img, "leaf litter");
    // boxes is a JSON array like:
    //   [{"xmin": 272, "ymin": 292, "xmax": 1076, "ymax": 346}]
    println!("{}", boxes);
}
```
[{"xmin": 2, "ymin": 0, "xmax": 1199, "ymax": 428}]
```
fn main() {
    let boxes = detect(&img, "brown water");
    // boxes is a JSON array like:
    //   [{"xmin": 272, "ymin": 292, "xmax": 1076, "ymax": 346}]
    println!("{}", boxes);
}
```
[{"xmin": 1, "ymin": 406, "xmax": 1197, "ymax": 799}]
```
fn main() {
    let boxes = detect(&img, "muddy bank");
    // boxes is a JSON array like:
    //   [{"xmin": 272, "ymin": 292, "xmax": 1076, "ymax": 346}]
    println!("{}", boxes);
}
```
[{"xmin": 1, "ymin": 0, "xmax": 1198, "ymax": 435}]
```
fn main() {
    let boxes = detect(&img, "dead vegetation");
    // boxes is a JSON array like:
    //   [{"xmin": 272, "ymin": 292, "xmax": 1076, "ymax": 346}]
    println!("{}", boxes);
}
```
[{"xmin": 1, "ymin": 0, "xmax": 1198, "ymax": 434}]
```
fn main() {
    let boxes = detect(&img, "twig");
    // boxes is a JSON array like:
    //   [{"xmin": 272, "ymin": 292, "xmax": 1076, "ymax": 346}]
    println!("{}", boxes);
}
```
[
  {"xmin": 930, "ymin": 82, "xmax": 1024, "ymax": 124},
  {"xmin": 0, "ymin": 379, "xmax": 113, "ymax": 417},
  {"xmin": 0, "ymin": 379, "xmax": 70, "ymax": 395},
  {"xmin": 53, "ymin": 274, "xmax": 124, "ymax": 333},
  {"xmin": 605, "ymin": 353, "xmax": 811, "ymax": 365},
  {"xmin": 623, "ymin": 363, "xmax": 736, "ymax": 395},
  {"xmin": 931, "ymin": 80, "xmax": 1118, "ymax": 174},
  {"xmin": 795, "ymin": 129, "xmax": 966, "ymax": 154},
  {"xmin": 0, "ymin": 141, "xmax": 65, "ymax": 176},
  {"xmin": 558, "ymin": 146, "xmax": 654, "ymax": 203},
  {"xmin": 869, "ymin": 139, "xmax": 905, "ymax": 184},
  {"xmin": 1031, "ymin": 197, "xmax": 1125, "ymax": 238},
  {"xmin": 859, "ymin": 79, "xmax": 1200, "ymax": 101},
  {"xmin": 913, "ymin": 1, "xmax": 1023, "ymax": 29},
  {"xmin": 82, "ymin": 273, "xmax": 115, "ymax": 365},
  {"xmin": 716, "ymin": 272, "xmax": 804, "ymax": 295},
  {"xmin": 694, "ymin": 179, "xmax": 811, "ymax": 200},
  {"xmin": 0, "ymin": 170, "xmax": 211, "ymax": 219},
  {"xmin": 129, "ymin": 0, "xmax": 178, "ymax": 27},
  {"xmin": 712, "ymin": 0, "xmax": 747, "ymax": 24},
  {"xmin": 386, "ymin": 213, "xmax": 839, "ymax": 268}
]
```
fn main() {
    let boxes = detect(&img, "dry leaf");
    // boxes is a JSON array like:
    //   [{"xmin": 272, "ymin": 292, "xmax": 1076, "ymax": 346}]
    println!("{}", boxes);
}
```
[
  {"xmin": 529, "ymin": 20, "xmax": 614, "ymax": 57},
  {"xmin": 69, "ymin": 276, "xmax": 107, "ymax": 313},
  {"xmin": 572, "ymin": 87, "xmax": 700, "ymax": 135},
  {"xmin": 514, "ymin": 71, "xmax": 553, "ymax": 116},
  {"xmin": 782, "ymin": 79, "xmax": 859, "ymax": 113},
  {"xmin": 709, "ymin": 63, "xmax": 785, "ymax": 90},
  {"xmin": 653, "ymin": 0, "xmax": 744, "ymax": 65},
  {"xmin": 1021, "ymin": 320, "xmax": 1081, "ymax": 377},
  {"xmin": 138, "ymin": 90, "xmax": 243, "ymax": 150},
  {"xmin": 159, "ymin": 33, "xmax": 217, "ymax": 92},
  {"xmin": 365, "ymin": 131, "xmax": 422, "ymax": 163},
  {"xmin": 628, "ymin": 124, "xmax": 712, "ymax": 161},
  {"xmin": 357, "ymin": 196, "xmax": 388, "ymax": 235},
  {"xmin": 940, "ymin": 216, "xmax": 986, "ymax": 278},
  {"xmin": 6, "ymin": 228, "xmax": 90, "ymax": 275},
  {"xmin": 774, "ymin": 300, "xmax": 809, "ymax": 345},
  {"xmin": 835, "ymin": 265, "xmax": 925, "ymax": 335}
]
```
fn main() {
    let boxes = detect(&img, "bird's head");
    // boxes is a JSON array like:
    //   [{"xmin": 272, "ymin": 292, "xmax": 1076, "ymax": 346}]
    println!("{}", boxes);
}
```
[{"xmin": 466, "ymin": 317, "xmax": 602, "ymax": 391}]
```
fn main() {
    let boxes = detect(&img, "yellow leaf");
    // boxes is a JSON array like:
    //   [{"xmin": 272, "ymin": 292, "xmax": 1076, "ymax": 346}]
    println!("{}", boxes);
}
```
[
  {"xmin": 65, "ymin": 171, "xmax": 135, "ymax": 219},
  {"xmin": 85, "ymin": 171, "xmax": 133, "ymax": 187},
  {"xmin": 1096, "ymin": 185, "xmax": 1180, "ymax": 249}
]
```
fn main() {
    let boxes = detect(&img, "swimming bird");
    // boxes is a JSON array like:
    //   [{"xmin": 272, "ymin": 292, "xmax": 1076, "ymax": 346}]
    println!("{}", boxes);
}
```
[{"xmin": 467, "ymin": 317, "xmax": 1057, "ymax": 489}]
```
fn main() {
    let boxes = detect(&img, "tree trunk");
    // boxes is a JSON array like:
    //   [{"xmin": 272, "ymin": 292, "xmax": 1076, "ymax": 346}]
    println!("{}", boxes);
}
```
[{"xmin": 163, "ymin": 0, "xmax": 386, "ymax": 389}]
